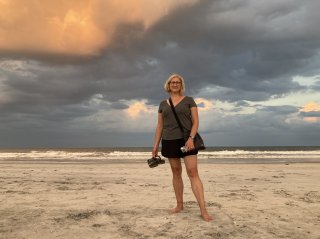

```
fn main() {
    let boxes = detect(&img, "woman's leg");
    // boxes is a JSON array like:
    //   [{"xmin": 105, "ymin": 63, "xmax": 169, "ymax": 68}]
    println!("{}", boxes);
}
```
[
  {"xmin": 184, "ymin": 155, "xmax": 213, "ymax": 221},
  {"xmin": 169, "ymin": 158, "xmax": 184, "ymax": 213}
]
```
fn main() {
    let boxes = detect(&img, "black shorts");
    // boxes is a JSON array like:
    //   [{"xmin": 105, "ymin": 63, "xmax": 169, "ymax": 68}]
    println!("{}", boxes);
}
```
[{"xmin": 161, "ymin": 138, "xmax": 198, "ymax": 159}]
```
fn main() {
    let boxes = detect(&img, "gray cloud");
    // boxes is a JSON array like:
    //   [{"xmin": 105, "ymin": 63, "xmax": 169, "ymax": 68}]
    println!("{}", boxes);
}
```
[
  {"xmin": 200, "ymin": 104, "xmax": 320, "ymax": 146},
  {"xmin": 110, "ymin": 102, "xmax": 129, "ymax": 110},
  {"xmin": 300, "ymin": 111, "xmax": 320, "ymax": 117}
]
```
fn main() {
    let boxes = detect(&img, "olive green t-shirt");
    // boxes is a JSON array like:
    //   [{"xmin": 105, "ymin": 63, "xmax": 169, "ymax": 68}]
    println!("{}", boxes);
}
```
[{"xmin": 158, "ymin": 96, "xmax": 197, "ymax": 140}]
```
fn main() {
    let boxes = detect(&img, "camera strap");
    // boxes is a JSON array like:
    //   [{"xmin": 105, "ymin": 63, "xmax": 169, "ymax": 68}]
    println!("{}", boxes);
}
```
[{"xmin": 168, "ymin": 98, "xmax": 185, "ymax": 138}]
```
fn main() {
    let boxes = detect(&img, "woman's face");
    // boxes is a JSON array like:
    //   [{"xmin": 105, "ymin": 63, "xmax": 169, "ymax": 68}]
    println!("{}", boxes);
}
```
[{"xmin": 169, "ymin": 77, "xmax": 182, "ymax": 94}]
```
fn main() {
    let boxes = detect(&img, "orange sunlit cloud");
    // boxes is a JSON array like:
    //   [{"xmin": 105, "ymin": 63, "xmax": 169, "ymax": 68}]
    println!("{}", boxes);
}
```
[
  {"xmin": 126, "ymin": 101, "xmax": 152, "ymax": 119},
  {"xmin": 0, "ymin": 0, "xmax": 197, "ymax": 56},
  {"xmin": 303, "ymin": 117, "xmax": 318, "ymax": 123},
  {"xmin": 300, "ymin": 101, "xmax": 320, "ymax": 123},
  {"xmin": 195, "ymin": 98, "xmax": 214, "ymax": 111},
  {"xmin": 300, "ymin": 101, "xmax": 320, "ymax": 112}
]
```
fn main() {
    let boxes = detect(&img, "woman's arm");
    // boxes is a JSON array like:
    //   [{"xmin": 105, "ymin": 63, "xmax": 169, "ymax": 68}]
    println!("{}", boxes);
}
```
[
  {"xmin": 152, "ymin": 113, "xmax": 163, "ymax": 157},
  {"xmin": 185, "ymin": 107, "xmax": 199, "ymax": 150},
  {"xmin": 190, "ymin": 107, "xmax": 199, "ymax": 137}
]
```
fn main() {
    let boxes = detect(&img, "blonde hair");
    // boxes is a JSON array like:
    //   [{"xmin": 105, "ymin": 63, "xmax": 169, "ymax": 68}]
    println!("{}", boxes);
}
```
[{"xmin": 164, "ymin": 73, "xmax": 186, "ymax": 94}]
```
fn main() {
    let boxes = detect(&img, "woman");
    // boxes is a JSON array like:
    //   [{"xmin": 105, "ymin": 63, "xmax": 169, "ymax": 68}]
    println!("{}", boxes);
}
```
[{"xmin": 152, "ymin": 74, "xmax": 213, "ymax": 222}]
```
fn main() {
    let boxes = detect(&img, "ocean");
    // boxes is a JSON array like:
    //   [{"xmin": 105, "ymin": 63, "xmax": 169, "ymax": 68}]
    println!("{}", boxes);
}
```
[{"xmin": 0, "ymin": 146, "xmax": 320, "ymax": 164}]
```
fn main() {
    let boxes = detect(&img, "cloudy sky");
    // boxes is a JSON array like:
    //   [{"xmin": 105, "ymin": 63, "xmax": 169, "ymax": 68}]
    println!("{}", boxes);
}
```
[{"xmin": 0, "ymin": 0, "xmax": 320, "ymax": 148}]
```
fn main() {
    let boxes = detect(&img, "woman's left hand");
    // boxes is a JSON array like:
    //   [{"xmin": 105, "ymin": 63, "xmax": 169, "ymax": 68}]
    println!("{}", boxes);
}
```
[{"xmin": 185, "ymin": 137, "xmax": 195, "ymax": 151}]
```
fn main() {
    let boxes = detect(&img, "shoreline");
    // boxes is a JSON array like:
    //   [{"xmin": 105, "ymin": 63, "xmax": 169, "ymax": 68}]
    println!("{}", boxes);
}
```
[{"xmin": 1, "ymin": 158, "xmax": 320, "ymax": 165}]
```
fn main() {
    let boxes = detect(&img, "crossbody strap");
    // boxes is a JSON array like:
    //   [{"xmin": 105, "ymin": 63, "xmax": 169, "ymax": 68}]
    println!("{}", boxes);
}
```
[{"xmin": 168, "ymin": 98, "xmax": 185, "ymax": 136}]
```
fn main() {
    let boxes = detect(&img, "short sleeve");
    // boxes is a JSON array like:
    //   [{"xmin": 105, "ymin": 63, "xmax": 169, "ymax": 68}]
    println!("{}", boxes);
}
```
[
  {"xmin": 189, "ymin": 97, "xmax": 197, "ymax": 108},
  {"xmin": 158, "ymin": 102, "xmax": 163, "ymax": 113}
]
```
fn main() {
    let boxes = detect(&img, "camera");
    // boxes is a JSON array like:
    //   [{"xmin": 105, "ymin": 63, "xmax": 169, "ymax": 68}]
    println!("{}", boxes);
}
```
[
  {"xmin": 180, "ymin": 146, "xmax": 188, "ymax": 153},
  {"xmin": 147, "ymin": 155, "xmax": 165, "ymax": 168}
]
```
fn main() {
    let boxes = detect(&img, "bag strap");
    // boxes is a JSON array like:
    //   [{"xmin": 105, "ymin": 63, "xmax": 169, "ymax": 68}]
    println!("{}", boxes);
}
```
[{"xmin": 168, "ymin": 98, "xmax": 185, "ymax": 136}]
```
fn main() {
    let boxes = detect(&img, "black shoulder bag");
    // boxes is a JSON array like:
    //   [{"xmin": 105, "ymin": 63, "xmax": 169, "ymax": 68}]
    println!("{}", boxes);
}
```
[{"xmin": 169, "ymin": 98, "xmax": 206, "ymax": 151}]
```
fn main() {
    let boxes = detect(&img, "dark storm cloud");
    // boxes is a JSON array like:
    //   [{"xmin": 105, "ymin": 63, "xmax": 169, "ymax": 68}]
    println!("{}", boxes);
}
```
[
  {"xmin": 1, "ymin": 0, "xmax": 320, "ymax": 147},
  {"xmin": 0, "ymin": 62, "xmax": 97, "ymax": 112},
  {"xmin": 2, "ymin": 0, "xmax": 320, "ymax": 105},
  {"xmin": 138, "ymin": 0, "xmax": 320, "ymax": 101},
  {"xmin": 48, "ymin": 0, "xmax": 318, "ymax": 105}
]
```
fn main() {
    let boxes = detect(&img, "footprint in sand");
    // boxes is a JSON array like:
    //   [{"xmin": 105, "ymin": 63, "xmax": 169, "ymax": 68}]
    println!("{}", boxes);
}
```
[
  {"xmin": 300, "ymin": 191, "xmax": 320, "ymax": 203},
  {"xmin": 245, "ymin": 178, "xmax": 259, "ymax": 181},
  {"xmin": 273, "ymin": 189, "xmax": 292, "ymax": 197}
]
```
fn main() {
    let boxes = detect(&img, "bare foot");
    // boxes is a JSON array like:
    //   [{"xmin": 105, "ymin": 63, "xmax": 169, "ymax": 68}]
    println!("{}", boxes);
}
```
[
  {"xmin": 201, "ymin": 212, "xmax": 213, "ymax": 222},
  {"xmin": 170, "ymin": 204, "xmax": 184, "ymax": 214}
]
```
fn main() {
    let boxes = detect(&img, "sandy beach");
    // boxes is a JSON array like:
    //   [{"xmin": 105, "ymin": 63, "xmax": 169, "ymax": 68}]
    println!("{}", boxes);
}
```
[{"xmin": 0, "ymin": 161, "xmax": 319, "ymax": 239}]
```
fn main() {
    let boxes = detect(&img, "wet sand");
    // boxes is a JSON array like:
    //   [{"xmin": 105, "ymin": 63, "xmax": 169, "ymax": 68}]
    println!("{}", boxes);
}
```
[{"xmin": 0, "ymin": 162, "xmax": 319, "ymax": 238}]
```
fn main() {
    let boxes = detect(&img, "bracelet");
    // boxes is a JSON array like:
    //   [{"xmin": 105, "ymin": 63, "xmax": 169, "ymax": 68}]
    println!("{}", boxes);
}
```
[{"xmin": 189, "ymin": 135, "xmax": 195, "ymax": 140}]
